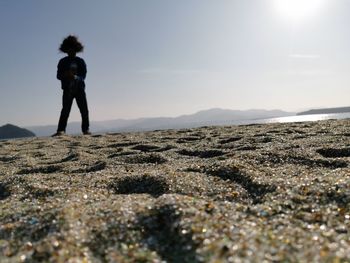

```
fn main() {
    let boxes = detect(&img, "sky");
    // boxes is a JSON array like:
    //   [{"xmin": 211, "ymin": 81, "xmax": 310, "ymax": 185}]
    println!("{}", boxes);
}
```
[{"xmin": 0, "ymin": 0, "xmax": 349, "ymax": 126}]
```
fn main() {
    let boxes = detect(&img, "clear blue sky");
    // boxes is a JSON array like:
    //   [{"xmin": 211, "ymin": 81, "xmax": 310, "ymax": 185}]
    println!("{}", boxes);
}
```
[{"xmin": 0, "ymin": 0, "xmax": 349, "ymax": 126}]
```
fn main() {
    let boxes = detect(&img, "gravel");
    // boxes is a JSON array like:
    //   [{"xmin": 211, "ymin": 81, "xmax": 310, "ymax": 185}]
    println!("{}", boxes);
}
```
[{"xmin": 0, "ymin": 119, "xmax": 349, "ymax": 262}]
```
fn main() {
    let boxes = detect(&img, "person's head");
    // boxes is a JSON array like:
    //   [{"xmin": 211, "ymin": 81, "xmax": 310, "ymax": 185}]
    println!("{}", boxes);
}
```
[{"xmin": 59, "ymin": 35, "xmax": 84, "ymax": 57}]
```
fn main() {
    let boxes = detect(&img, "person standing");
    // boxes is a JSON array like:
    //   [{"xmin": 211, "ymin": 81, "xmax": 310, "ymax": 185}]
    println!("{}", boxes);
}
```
[{"xmin": 53, "ymin": 35, "xmax": 91, "ymax": 136}]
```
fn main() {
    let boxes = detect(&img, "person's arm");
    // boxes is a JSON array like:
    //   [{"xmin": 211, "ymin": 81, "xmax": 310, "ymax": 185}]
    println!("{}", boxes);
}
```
[
  {"xmin": 56, "ymin": 60, "xmax": 64, "ymax": 80},
  {"xmin": 77, "ymin": 59, "xmax": 87, "ymax": 81}
]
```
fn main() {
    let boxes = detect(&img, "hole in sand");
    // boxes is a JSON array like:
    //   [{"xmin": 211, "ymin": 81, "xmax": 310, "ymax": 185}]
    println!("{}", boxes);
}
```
[
  {"xmin": 0, "ymin": 183, "xmax": 11, "ymax": 200},
  {"xmin": 109, "ymin": 175, "xmax": 169, "ymax": 197},
  {"xmin": 17, "ymin": 165, "xmax": 63, "ymax": 175},
  {"xmin": 317, "ymin": 148, "xmax": 350, "ymax": 158},
  {"xmin": 123, "ymin": 154, "xmax": 168, "ymax": 164},
  {"xmin": 177, "ymin": 149, "xmax": 225, "ymax": 159}
]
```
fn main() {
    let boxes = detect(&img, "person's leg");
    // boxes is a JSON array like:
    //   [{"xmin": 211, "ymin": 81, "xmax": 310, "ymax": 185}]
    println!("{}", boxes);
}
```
[
  {"xmin": 76, "ymin": 89, "xmax": 90, "ymax": 133},
  {"xmin": 57, "ymin": 90, "xmax": 74, "ymax": 132}
]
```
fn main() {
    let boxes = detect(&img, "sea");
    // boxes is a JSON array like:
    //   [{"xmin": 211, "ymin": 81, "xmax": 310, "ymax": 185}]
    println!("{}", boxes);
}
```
[{"xmin": 259, "ymin": 112, "xmax": 350, "ymax": 124}]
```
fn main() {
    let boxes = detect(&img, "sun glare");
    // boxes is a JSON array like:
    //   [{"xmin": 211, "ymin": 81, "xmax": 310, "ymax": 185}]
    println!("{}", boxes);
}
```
[{"xmin": 273, "ymin": 0, "xmax": 326, "ymax": 22}]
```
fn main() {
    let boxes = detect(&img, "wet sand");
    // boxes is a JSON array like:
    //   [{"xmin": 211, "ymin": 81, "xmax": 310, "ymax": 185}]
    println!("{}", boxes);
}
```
[{"xmin": 0, "ymin": 119, "xmax": 349, "ymax": 262}]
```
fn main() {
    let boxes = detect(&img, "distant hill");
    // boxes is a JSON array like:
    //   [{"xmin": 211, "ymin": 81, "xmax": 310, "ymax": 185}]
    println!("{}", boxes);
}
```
[
  {"xmin": 297, "ymin": 106, "xmax": 350, "ymax": 116},
  {"xmin": 27, "ymin": 108, "xmax": 294, "ymax": 137},
  {"xmin": 0, "ymin": 124, "xmax": 36, "ymax": 140}
]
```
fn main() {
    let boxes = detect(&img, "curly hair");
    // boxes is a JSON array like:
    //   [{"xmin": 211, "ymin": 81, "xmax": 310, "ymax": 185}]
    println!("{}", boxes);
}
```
[{"xmin": 59, "ymin": 35, "xmax": 84, "ymax": 53}]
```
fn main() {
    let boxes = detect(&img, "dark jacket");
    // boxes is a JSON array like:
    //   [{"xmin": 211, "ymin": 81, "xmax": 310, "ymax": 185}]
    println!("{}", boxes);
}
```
[{"xmin": 57, "ymin": 56, "xmax": 87, "ymax": 90}]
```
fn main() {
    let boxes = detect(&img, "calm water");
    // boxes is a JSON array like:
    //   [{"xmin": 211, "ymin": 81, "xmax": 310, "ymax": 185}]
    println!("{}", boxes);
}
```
[{"xmin": 261, "ymin": 112, "xmax": 350, "ymax": 124}]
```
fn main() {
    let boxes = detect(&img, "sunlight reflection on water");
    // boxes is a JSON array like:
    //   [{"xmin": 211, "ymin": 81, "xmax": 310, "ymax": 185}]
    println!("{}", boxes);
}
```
[{"xmin": 263, "ymin": 113, "xmax": 350, "ymax": 124}]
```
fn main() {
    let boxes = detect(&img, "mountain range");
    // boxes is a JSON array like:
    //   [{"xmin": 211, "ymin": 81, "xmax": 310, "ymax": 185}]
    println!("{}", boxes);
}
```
[
  {"xmin": 26, "ymin": 108, "xmax": 294, "ymax": 137},
  {"xmin": 297, "ymin": 106, "xmax": 350, "ymax": 115}
]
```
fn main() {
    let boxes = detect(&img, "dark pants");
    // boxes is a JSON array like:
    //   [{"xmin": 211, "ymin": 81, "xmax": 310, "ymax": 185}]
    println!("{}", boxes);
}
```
[{"xmin": 57, "ymin": 88, "xmax": 89, "ymax": 132}]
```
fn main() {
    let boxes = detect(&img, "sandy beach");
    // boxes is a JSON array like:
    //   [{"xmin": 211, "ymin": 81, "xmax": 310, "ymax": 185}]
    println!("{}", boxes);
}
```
[{"xmin": 0, "ymin": 119, "xmax": 349, "ymax": 262}]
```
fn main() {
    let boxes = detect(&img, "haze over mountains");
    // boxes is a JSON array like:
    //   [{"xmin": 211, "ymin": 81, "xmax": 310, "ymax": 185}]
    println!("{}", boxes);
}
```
[
  {"xmin": 27, "ymin": 108, "xmax": 294, "ymax": 137},
  {"xmin": 3, "ymin": 106, "xmax": 349, "ymax": 139}
]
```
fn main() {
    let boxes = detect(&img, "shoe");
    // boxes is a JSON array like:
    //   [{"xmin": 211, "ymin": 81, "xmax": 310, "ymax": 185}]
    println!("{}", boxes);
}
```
[
  {"xmin": 52, "ymin": 131, "xmax": 65, "ymax": 137},
  {"xmin": 83, "ymin": 130, "xmax": 91, "ymax": 135}
]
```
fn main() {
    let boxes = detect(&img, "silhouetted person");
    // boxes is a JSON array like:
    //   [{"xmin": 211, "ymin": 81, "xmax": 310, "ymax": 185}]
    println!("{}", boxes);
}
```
[{"xmin": 52, "ymin": 35, "xmax": 91, "ymax": 136}]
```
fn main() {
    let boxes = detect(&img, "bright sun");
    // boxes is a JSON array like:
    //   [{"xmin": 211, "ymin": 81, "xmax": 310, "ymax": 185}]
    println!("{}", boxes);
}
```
[{"xmin": 273, "ymin": 0, "xmax": 326, "ymax": 22}]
